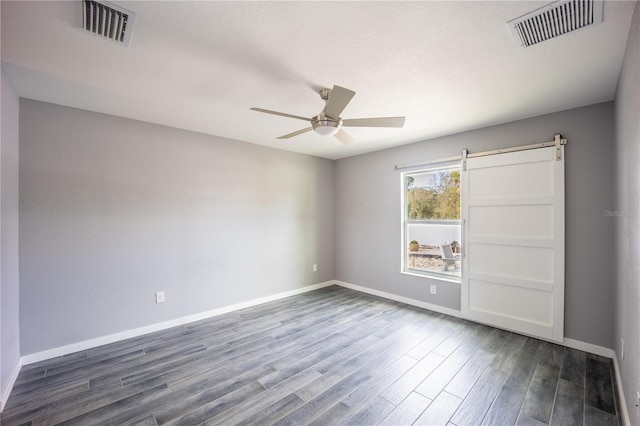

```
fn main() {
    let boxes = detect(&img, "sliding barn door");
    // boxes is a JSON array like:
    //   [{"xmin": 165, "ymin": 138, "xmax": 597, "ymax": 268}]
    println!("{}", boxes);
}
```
[{"xmin": 461, "ymin": 146, "xmax": 565, "ymax": 342}]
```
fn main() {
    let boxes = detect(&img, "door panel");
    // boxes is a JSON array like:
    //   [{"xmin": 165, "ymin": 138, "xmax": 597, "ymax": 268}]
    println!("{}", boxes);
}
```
[
  {"xmin": 468, "ymin": 279, "xmax": 552, "ymax": 323},
  {"xmin": 468, "ymin": 162, "xmax": 553, "ymax": 199},
  {"xmin": 469, "ymin": 205, "xmax": 554, "ymax": 238},
  {"xmin": 462, "ymin": 146, "xmax": 564, "ymax": 342},
  {"xmin": 467, "ymin": 243, "xmax": 554, "ymax": 282}
]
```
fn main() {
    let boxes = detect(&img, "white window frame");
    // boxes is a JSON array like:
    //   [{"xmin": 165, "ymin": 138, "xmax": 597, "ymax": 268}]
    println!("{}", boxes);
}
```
[{"xmin": 401, "ymin": 164, "xmax": 462, "ymax": 283}]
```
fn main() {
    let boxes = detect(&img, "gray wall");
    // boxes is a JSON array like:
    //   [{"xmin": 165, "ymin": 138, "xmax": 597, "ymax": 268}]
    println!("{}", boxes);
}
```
[
  {"xmin": 335, "ymin": 102, "xmax": 616, "ymax": 349},
  {"xmin": 19, "ymin": 100, "xmax": 335, "ymax": 355},
  {"xmin": 1, "ymin": 67, "xmax": 21, "ymax": 403},
  {"xmin": 614, "ymin": 1, "xmax": 640, "ymax": 424}
]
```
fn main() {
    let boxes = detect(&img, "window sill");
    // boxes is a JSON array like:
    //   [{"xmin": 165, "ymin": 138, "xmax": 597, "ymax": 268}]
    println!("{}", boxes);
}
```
[{"xmin": 402, "ymin": 269, "xmax": 461, "ymax": 284}]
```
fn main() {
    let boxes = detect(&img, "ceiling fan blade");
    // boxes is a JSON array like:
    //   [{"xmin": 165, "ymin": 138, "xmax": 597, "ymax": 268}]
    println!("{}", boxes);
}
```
[
  {"xmin": 277, "ymin": 127, "xmax": 313, "ymax": 139},
  {"xmin": 335, "ymin": 129, "xmax": 356, "ymax": 145},
  {"xmin": 250, "ymin": 107, "xmax": 311, "ymax": 122},
  {"xmin": 342, "ymin": 116, "xmax": 406, "ymax": 128},
  {"xmin": 324, "ymin": 85, "xmax": 356, "ymax": 119}
]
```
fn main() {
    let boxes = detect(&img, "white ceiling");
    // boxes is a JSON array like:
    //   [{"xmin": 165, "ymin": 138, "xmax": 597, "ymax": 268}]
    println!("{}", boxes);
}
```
[{"xmin": 1, "ymin": 1, "xmax": 636, "ymax": 160}]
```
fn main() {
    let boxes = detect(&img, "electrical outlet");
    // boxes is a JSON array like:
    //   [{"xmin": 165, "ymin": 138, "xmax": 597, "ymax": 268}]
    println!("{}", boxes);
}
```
[
  {"xmin": 312, "ymin": 264, "xmax": 317, "ymax": 272},
  {"xmin": 621, "ymin": 338, "xmax": 625, "ymax": 360},
  {"xmin": 430, "ymin": 284, "xmax": 437, "ymax": 295},
  {"xmin": 156, "ymin": 291, "xmax": 165, "ymax": 304}
]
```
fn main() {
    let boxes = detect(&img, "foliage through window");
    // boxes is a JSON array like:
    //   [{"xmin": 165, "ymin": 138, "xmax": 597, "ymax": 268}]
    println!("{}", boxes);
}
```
[
  {"xmin": 403, "ymin": 166, "xmax": 462, "ymax": 279},
  {"xmin": 407, "ymin": 169, "xmax": 460, "ymax": 220}
]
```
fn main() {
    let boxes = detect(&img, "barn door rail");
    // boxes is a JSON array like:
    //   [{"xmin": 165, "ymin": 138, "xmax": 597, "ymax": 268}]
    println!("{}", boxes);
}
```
[{"xmin": 394, "ymin": 134, "xmax": 567, "ymax": 170}]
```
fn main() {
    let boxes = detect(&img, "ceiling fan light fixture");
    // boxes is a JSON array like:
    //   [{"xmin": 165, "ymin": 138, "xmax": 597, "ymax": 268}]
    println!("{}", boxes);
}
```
[{"xmin": 312, "ymin": 115, "xmax": 342, "ymax": 136}]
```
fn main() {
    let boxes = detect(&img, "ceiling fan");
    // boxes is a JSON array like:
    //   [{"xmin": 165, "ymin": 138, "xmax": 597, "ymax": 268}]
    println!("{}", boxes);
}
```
[{"xmin": 250, "ymin": 85, "xmax": 406, "ymax": 145}]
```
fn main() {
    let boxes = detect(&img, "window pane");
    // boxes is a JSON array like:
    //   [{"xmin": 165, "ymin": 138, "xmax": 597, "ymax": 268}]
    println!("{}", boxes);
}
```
[
  {"xmin": 406, "ymin": 222, "xmax": 462, "ymax": 276},
  {"xmin": 407, "ymin": 169, "xmax": 460, "ymax": 220}
]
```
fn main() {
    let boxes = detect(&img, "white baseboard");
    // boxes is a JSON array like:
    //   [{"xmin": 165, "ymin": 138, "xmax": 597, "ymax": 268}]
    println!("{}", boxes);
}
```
[
  {"xmin": 21, "ymin": 281, "xmax": 335, "ymax": 366},
  {"xmin": 612, "ymin": 352, "xmax": 631, "ymax": 426},
  {"xmin": 562, "ymin": 338, "xmax": 615, "ymax": 358},
  {"xmin": 334, "ymin": 280, "xmax": 462, "ymax": 318},
  {"xmin": 1, "ymin": 357, "xmax": 22, "ymax": 413}
]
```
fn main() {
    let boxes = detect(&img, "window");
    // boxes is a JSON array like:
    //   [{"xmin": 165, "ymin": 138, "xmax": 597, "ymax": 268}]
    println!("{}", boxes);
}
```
[{"xmin": 402, "ymin": 166, "xmax": 461, "ymax": 280}]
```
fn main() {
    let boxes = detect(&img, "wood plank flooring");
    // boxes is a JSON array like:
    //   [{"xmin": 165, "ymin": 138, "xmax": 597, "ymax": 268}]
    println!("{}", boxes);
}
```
[{"xmin": 1, "ymin": 286, "xmax": 623, "ymax": 425}]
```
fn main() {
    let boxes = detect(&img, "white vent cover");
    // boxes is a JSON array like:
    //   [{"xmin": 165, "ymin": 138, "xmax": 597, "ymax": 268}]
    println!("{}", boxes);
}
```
[
  {"xmin": 76, "ymin": 0, "xmax": 136, "ymax": 46},
  {"xmin": 507, "ymin": 0, "xmax": 604, "ymax": 47}
]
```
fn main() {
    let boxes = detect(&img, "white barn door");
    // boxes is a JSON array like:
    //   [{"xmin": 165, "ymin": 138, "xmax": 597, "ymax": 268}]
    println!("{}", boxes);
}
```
[{"xmin": 461, "ymin": 146, "xmax": 565, "ymax": 342}]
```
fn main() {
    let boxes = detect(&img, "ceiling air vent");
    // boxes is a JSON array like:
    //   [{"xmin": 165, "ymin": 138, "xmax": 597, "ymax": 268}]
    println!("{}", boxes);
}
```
[
  {"xmin": 76, "ymin": 0, "xmax": 136, "ymax": 46},
  {"xmin": 507, "ymin": 0, "xmax": 603, "ymax": 48}
]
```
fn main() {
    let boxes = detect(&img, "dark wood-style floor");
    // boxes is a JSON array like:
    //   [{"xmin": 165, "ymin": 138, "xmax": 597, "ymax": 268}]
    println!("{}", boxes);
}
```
[{"xmin": 2, "ymin": 286, "xmax": 622, "ymax": 426}]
